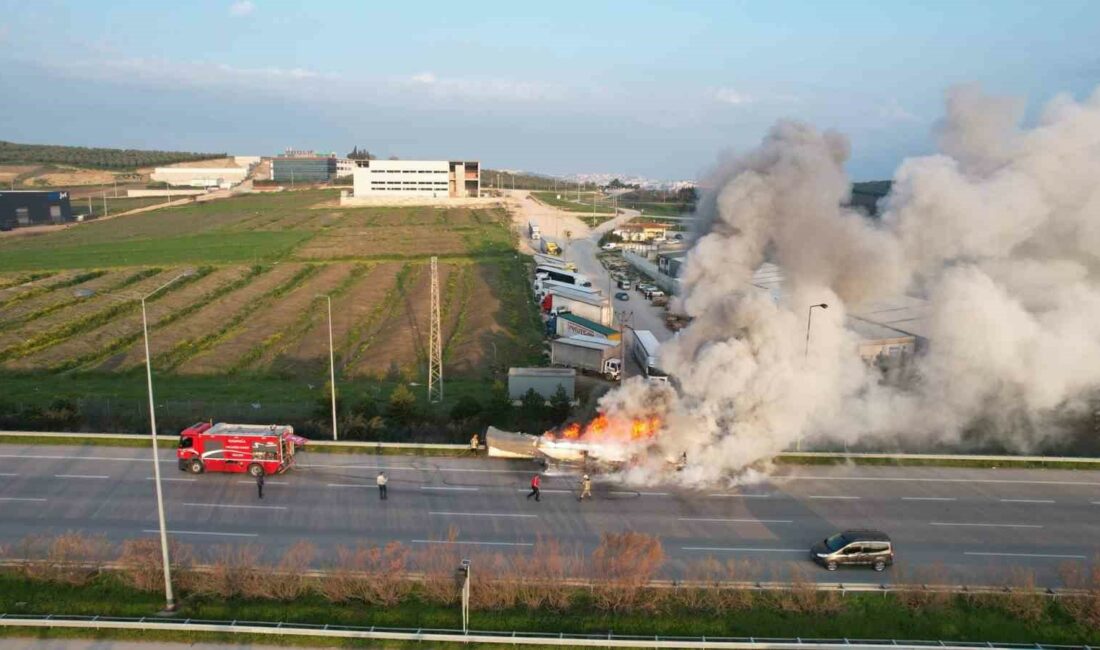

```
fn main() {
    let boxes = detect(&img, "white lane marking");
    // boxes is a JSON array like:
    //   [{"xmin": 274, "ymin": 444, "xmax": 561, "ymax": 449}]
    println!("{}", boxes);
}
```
[
  {"xmin": 411, "ymin": 539, "xmax": 533, "ymax": 547},
  {"xmin": 0, "ymin": 497, "xmax": 46, "ymax": 502},
  {"xmin": 0, "ymin": 472, "xmax": 19, "ymax": 477},
  {"xmin": 421, "ymin": 486, "xmax": 479, "ymax": 492},
  {"xmin": 610, "ymin": 491, "xmax": 670, "ymax": 497},
  {"xmin": 514, "ymin": 488, "xmax": 570, "ymax": 494},
  {"xmin": 235, "ymin": 480, "xmax": 287, "ymax": 485},
  {"xmin": 54, "ymin": 474, "xmax": 109, "ymax": 480},
  {"xmin": 1093, "ymin": 501, "xmax": 1100, "ymax": 505},
  {"xmin": 809, "ymin": 495, "xmax": 861, "ymax": 500},
  {"xmin": 679, "ymin": 517, "xmax": 792, "ymax": 524},
  {"xmin": 144, "ymin": 529, "xmax": 258, "ymax": 538},
  {"xmin": 304, "ymin": 463, "xmax": 530, "ymax": 475},
  {"xmin": 707, "ymin": 493, "xmax": 772, "ymax": 498},
  {"xmin": 430, "ymin": 511, "xmax": 538, "ymax": 518},
  {"xmin": 965, "ymin": 551, "xmax": 1086, "ymax": 560},
  {"xmin": 682, "ymin": 546, "xmax": 805, "ymax": 553},
  {"xmin": 780, "ymin": 475, "xmax": 1100, "ymax": 487},
  {"xmin": 931, "ymin": 522, "xmax": 1043, "ymax": 529},
  {"xmin": 1000, "ymin": 498, "xmax": 1055, "ymax": 504},
  {"xmin": 183, "ymin": 502, "xmax": 288, "ymax": 511},
  {"xmin": 146, "ymin": 477, "xmax": 197, "ymax": 483},
  {"xmin": 902, "ymin": 497, "xmax": 957, "ymax": 501}
]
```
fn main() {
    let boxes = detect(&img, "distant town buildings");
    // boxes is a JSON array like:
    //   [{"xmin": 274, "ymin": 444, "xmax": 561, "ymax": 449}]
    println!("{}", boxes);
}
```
[
  {"xmin": 612, "ymin": 221, "xmax": 673, "ymax": 242},
  {"xmin": 151, "ymin": 166, "xmax": 249, "ymax": 188},
  {"xmin": 271, "ymin": 156, "xmax": 337, "ymax": 183},
  {"xmin": 352, "ymin": 160, "xmax": 480, "ymax": 198}
]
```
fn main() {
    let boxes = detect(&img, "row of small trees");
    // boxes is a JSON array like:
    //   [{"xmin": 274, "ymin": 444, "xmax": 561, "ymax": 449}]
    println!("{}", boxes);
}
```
[{"xmin": 0, "ymin": 140, "xmax": 225, "ymax": 170}]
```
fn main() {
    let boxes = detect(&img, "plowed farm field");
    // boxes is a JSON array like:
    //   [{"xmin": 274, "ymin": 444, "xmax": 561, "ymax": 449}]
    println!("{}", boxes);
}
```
[{"xmin": 0, "ymin": 190, "xmax": 542, "ymax": 414}]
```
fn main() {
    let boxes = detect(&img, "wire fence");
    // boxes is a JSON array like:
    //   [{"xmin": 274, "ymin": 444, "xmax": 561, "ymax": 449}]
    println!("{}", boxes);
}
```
[{"xmin": 0, "ymin": 614, "xmax": 1093, "ymax": 649}]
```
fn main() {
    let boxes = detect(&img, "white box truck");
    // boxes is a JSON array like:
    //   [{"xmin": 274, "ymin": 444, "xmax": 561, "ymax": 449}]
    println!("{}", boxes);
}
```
[
  {"xmin": 550, "ymin": 336, "xmax": 622, "ymax": 381},
  {"xmin": 528, "ymin": 221, "xmax": 541, "ymax": 240}
]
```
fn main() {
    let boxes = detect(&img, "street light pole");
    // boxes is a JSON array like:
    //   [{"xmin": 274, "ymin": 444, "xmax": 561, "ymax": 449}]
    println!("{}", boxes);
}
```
[
  {"xmin": 804, "ymin": 303, "xmax": 829, "ymax": 360},
  {"xmin": 323, "ymin": 295, "xmax": 338, "ymax": 441},
  {"xmin": 141, "ymin": 271, "xmax": 193, "ymax": 613}
]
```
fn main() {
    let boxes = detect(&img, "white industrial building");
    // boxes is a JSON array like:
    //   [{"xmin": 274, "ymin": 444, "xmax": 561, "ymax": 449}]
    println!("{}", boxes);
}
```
[{"xmin": 352, "ymin": 159, "xmax": 480, "ymax": 198}]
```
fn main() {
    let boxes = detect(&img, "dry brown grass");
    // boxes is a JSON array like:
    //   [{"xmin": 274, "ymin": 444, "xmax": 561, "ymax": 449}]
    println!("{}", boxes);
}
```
[
  {"xmin": 590, "ymin": 532, "xmax": 665, "ymax": 612},
  {"xmin": 117, "ymin": 537, "xmax": 195, "ymax": 593},
  {"xmin": 11, "ymin": 532, "xmax": 113, "ymax": 586},
  {"xmin": 320, "ymin": 542, "xmax": 412, "ymax": 606},
  {"xmin": 413, "ymin": 527, "xmax": 462, "ymax": 606},
  {"xmin": 296, "ymin": 227, "xmax": 469, "ymax": 259},
  {"xmin": 893, "ymin": 562, "xmax": 953, "ymax": 612},
  {"xmin": 1058, "ymin": 556, "xmax": 1100, "ymax": 628},
  {"xmin": 267, "ymin": 541, "xmax": 317, "ymax": 601}
]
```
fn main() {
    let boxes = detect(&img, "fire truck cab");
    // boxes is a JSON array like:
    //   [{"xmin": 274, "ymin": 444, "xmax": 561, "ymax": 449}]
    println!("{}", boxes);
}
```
[{"xmin": 177, "ymin": 422, "xmax": 306, "ymax": 477}]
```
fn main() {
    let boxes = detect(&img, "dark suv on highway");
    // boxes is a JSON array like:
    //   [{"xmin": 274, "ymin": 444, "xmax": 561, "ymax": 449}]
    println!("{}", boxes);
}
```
[{"xmin": 811, "ymin": 529, "xmax": 893, "ymax": 572}]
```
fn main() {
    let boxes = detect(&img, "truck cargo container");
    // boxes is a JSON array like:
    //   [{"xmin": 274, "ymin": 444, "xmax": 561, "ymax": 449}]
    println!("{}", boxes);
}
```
[
  {"xmin": 550, "ymin": 335, "xmax": 622, "ymax": 381},
  {"xmin": 540, "ymin": 289, "xmax": 612, "ymax": 326},
  {"xmin": 548, "ymin": 311, "xmax": 620, "ymax": 341},
  {"xmin": 629, "ymin": 329, "xmax": 668, "ymax": 382},
  {"xmin": 528, "ymin": 221, "xmax": 541, "ymax": 240},
  {"xmin": 507, "ymin": 367, "xmax": 575, "ymax": 401},
  {"xmin": 534, "ymin": 278, "xmax": 601, "ymax": 298}
]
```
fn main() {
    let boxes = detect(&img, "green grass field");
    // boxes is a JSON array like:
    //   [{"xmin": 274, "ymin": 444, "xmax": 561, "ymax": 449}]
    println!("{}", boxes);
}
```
[
  {"xmin": 622, "ymin": 201, "xmax": 693, "ymax": 216},
  {"xmin": 0, "ymin": 190, "xmax": 543, "ymax": 437},
  {"xmin": 530, "ymin": 191, "xmax": 615, "ymax": 214},
  {"xmin": 1, "ymin": 572, "xmax": 1097, "ymax": 646}
]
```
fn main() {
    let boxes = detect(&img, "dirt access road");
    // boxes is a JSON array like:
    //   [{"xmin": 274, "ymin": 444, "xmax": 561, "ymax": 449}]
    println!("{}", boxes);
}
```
[{"xmin": 505, "ymin": 190, "xmax": 674, "ymax": 350}]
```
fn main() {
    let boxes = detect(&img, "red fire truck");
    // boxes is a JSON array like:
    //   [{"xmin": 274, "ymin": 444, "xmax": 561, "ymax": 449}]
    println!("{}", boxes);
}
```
[{"xmin": 176, "ymin": 422, "xmax": 308, "ymax": 477}]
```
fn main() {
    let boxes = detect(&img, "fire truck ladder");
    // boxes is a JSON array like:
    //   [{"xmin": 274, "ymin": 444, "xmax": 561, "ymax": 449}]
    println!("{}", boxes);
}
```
[{"xmin": 428, "ymin": 256, "xmax": 443, "ymax": 403}]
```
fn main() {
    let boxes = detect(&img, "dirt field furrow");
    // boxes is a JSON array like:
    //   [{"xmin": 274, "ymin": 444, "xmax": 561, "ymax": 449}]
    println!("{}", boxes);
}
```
[
  {"xmin": 177, "ymin": 264, "xmax": 351, "ymax": 374},
  {"xmin": 8, "ymin": 267, "xmax": 245, "ymax": 371},
  {"xmin": 0, "ymin": 270, "xmax": 94, "ymax": 309},
  {"xmin": 0, "ymin": 269, "xmax": 132, "ymax": 335},
  {"xmin": 349, "ymin": 262, "xmax": 453, "ymax": 378},
  {"xmin": 110, "ymin": 264, "xmax": 298, "ymax": 370},
  {"xmin": 311, "ymin": 262, "xmax": 403, "ymax": 375},
  {"xmin": 294, "ymin": 227, "xmax": 470, "ymax": 259},
  {"xmin": 256, "ymin": 263, "xmax": 369, "ymax": 374},
  {"xmin": 446, "ymin": 263, "xmax": 506, "ymax": 373},
  {"xmin": 0, "ymin": 268, "xmax": 183, "ymax": 367}
]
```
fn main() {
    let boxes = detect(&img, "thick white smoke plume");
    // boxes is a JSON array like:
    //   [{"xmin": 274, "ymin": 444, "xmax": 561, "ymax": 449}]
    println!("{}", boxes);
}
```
[{"xmin": 599, "ymin": 84, "xmax": 1100, "ymax": 484}]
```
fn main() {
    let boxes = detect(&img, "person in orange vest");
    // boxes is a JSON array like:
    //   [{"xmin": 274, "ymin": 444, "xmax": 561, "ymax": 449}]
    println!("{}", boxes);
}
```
[{"xmin": 526, "ymin": 474, "xmax": 541, "ymax": 502}]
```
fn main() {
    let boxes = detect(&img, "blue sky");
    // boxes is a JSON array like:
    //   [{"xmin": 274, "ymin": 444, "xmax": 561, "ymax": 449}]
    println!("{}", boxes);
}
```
[{"xmin": 1, "ymin": 0, "xmax": 1098, "ymax": 180}]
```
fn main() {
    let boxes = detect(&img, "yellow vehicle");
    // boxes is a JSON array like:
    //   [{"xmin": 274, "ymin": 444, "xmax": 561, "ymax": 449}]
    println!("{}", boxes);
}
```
[{"xmin": 544, "ymin": 241, "xmax": 561, "ymax": 256}]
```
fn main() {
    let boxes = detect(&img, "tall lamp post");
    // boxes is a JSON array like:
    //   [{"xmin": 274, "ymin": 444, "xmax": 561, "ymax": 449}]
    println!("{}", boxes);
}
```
[
  {"xmin": 141, "ymin": 270, "xmax": 194, "ymax": 613},
  {"xmin": 804, "ymin": 303, "xmax": 828, "ymax": 360},
  {"xmin": 798, "ymin": 302, "xmax": 828, "ymax": 452},
  {"xmin": 317, "ymin": 294, "xmax": 338, "ymax": 441}
]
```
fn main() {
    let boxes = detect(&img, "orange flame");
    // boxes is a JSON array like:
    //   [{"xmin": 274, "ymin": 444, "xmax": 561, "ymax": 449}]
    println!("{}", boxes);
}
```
[{"xmin": 546, "ymin": 414, "xmax": 662, "ymax": 444}]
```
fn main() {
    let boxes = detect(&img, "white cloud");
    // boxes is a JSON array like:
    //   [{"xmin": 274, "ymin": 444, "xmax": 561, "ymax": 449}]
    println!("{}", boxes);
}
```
[
  {"xmin": 713, "ymin": 87, "xmax": 754, "ymax": 106},
  {"xmin": 229, "ymin": 1, "xmax": 255, "ymax": 17},
  {"xmin": 876, "ymin": 98, "xmax": 920, "ymax": 123},
  {"xmin": 402, "ymin": 72, "xmax": 563, "ymax": 103}
]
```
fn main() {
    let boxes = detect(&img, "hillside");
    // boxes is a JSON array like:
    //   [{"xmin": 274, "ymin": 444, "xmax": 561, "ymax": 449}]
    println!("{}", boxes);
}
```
[{"xmin": 0, "ymin": 140, "xmax": 226, "ymax": 170}]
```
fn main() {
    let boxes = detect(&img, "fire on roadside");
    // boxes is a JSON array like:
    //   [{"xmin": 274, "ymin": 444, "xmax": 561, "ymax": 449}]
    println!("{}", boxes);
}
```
[{"xmin": 546, "ymin": 413, "xmax": 663, "ymax": 444}]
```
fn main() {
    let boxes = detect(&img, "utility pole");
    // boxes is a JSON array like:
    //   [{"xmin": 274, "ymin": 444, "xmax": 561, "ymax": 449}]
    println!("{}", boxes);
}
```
[
  {"xmin": 321, "ymin": 295, "xmax": 338, "ymax": 441},
  {"xmin": 103, "ymin": 192, "xmax": 109, "ymax": 218},
  {"xmin": 427, "ymin": 256, "xmax": 443, "ymax": 403}
]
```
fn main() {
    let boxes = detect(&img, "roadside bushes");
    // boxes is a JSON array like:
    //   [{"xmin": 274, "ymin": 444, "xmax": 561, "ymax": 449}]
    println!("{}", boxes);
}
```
[{"xmin": 4, "ymin": 531, "xmax": 1100, "ymax": 632}]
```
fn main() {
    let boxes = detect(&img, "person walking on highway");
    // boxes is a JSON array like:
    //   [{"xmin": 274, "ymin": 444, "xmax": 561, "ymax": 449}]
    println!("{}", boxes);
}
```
[
  {"xmin": 377, "ymin": 471, "xmax": 388, "ymax": 500},
  {"xmin": 526, "ymin": 474, "xmax": 541, "ymax": 502},
  {"xmin": 255, "ymin": 472, "xmax": 264, "ymax": 500},
  {"xmin": 578, "ymin": 474, "xmax": 592, "ymax": 502},
  {"xmin": 469, "ymin": 433, "xmax": 480, "ymax": 456}
]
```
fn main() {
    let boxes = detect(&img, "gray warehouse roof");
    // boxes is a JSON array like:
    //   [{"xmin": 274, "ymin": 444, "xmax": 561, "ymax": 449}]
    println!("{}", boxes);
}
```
[{"xmin": 508, "ymin": 367, "xmax": 577, "ymax": 377}]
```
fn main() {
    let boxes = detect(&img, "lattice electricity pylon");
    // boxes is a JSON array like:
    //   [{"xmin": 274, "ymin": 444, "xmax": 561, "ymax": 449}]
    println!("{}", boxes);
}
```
[{"xmin": 427, "ymin": 256, "xmax": 443, "ymax": 403}]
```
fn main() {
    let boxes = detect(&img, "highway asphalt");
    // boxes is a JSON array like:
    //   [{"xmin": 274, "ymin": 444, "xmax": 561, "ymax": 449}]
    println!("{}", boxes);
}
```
[{"xmin": 1, "ymin": 443, "xmax": 1098, "ymax": 586}]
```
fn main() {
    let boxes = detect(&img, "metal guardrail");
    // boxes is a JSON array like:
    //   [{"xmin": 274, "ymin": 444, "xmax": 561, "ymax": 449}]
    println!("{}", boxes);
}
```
[
  {"xmin": 0, "ymin": 430, "xmax": 467, "ymax": 451},
  {"xmin": 2, "ymin": 430, "xmax": 1099, "ymax": 463},
  {"xmin": 0, "ymin": 614, "xmax": 1092, "ymax": 649}
]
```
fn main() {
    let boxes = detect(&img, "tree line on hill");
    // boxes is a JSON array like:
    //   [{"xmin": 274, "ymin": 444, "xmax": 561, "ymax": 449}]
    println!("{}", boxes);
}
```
[{"xmin": 0, "ymin": 140, "xmax": 226, "ymax": 171}]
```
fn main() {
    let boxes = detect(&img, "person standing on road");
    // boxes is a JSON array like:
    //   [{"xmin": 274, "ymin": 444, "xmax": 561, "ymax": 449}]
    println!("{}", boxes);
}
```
[
  {"xmin": 469, "ymin": 433, "xmax": 480, "ymax": 456},
  {"xmin": 255, "ymin": 472, "xmax": 264, "ymax": 500},
  {"xmin": 526, "ymin": 474, "xmax": 541, "ymax": 502},
  {"xmin": 578, "ymin": 474, "xmax": 592, "ymax": 501},
  {"xmin": 377, "ymin": 471, "xmax": 388, "ymax": 500}
]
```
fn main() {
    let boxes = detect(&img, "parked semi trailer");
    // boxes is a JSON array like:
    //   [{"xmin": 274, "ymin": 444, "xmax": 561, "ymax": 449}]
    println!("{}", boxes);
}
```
[
  {"xmin": 551, "ymin": 335, "xmax": 622, "ymax": 381},
  {"xmin": 629, "ymin": 329, "xmax": 668, "ymax": 382}
]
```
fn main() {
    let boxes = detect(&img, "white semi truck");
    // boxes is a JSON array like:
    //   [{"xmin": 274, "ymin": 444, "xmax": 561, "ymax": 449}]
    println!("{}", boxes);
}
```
[
  {"xmin": 528, "ymin": 221, "xmax": 541, "ymax": 240},
  {"xmin": 630, "ymin": 329, "xmax": 668, "ymax": 382},
  {"xmin": 550, "ymin": 335, "xmax": 622, "ymax": 381}
]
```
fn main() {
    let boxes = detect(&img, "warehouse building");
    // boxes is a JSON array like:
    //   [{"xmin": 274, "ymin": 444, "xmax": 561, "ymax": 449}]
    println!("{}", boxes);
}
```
[
  {"xmin": 0, "ymin": 190, "xmax": 73, "ymax": 230},
  {"xmin": 150, "ymin": 166, "xmax": 249, "ymax": 188},
  {"xmin": 271, "ymin": 156, "xmax": 337, "ymax": 183},
  {"xmin": 507, "ymin": 367, "xmax": 575, "ymax": 401},
  {"xmin": 352, "ymin": 159, "xmax": 480, "ymax": 198}
]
